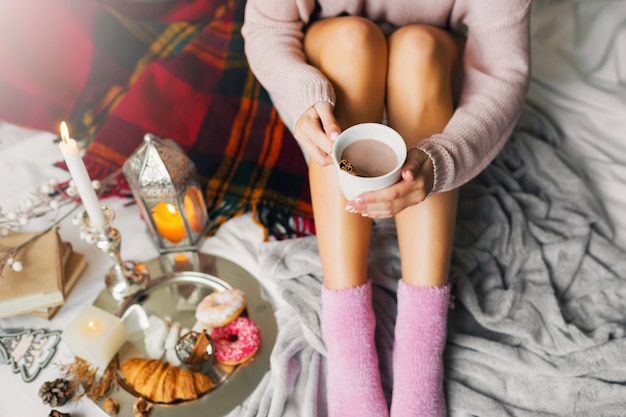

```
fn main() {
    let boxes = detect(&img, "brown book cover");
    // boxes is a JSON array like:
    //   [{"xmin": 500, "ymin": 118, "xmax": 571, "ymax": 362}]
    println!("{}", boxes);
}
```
[
  {"xmin": 30, "ymin": 245, "xmax": 88, "ymax": 319},
  {"xmin": 0, "ymin": 227, "xmax": 64, "ymax": 318}
]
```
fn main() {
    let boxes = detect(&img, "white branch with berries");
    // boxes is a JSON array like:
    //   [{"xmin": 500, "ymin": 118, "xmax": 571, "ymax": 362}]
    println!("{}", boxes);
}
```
[{"xmin": 0, "ymin": 178, "xmax": 101, "ymax": 278}]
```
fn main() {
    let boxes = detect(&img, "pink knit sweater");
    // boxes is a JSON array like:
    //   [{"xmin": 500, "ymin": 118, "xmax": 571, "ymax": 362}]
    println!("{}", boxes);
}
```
[{"xmin": 242, "ymin": 0, "xmax": 531, "ymax": 194}]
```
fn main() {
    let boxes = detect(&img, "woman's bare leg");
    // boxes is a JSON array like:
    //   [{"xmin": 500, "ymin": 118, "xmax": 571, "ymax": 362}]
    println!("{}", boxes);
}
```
[
  {"xmin": 386, "ymin": 25, "xmax": 461, "ymax": 417},
  {"xmin": 304, "ymin": 17, "xmax": 391, "ymax": 417},
  {"xmin": 387, "ymin": 25, "xmax": 461, "ymax": 286},
  {"xmin": 304, "ymin": 16, "xmax": 388, "ymax": 290}
]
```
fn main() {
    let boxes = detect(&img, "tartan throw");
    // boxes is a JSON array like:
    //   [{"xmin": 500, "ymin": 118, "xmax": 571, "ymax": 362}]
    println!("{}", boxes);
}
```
[{"xmin": 0, "ymin": 0, "xmax": 314, "ymax": 239}]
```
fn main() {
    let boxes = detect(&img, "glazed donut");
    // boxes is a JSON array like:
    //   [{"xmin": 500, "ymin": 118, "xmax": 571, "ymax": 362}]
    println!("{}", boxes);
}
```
[
  {"xmin": 195, "ymin": 288, "xmax": 247, "ymax": 328},
  {"xmin": 211, "ymin": 317, "xmax": 261, "ymax": 365}
]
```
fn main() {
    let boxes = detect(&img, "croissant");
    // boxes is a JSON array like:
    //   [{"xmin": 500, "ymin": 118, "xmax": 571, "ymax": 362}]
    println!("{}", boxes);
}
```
[{"xmin": 120, "ymin": 358, "xmax": 215, "ymax": 403}]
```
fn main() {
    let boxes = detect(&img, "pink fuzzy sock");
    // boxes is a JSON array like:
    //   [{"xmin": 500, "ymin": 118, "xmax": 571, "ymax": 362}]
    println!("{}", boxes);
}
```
[
  {"xmin": 322, "ymin": 281, "xmax": 389, "ymax": 417},
  {"xmin": 390, "ymin": 280, "xmax": 450, "ymax": 417}
]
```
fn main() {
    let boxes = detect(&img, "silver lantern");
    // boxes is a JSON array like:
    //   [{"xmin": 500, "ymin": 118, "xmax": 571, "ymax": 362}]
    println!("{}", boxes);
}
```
[{"xmin": 123, "ymin": 133, "xmax": 209, "ymax": 254}]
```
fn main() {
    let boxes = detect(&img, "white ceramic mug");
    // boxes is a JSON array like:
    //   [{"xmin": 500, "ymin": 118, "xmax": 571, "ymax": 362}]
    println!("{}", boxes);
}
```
[{"xmin": 332, "ymin": 123, "xmax": 407, "ymax": 201}]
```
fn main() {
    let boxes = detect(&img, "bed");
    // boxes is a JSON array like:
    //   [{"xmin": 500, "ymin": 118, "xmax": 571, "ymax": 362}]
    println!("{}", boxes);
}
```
[{"xmin": 1, "ymin": 0, "xmax": 626, "ymax": 416}]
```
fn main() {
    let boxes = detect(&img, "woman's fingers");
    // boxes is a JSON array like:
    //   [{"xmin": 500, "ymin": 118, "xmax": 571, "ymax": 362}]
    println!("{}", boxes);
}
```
[
  {"xmin": 294, "ymin": 102, "xmax": 339, "ymax": 166},
  {"xmin": 346, "ymin": 180, "xmax": 423, "ymax": 218},
  {"xmin": 314, "ymin": 102, "xmax": 341, "ymax": 142},
  {"xmin": 345, "ymin": 149, "xmax": 434, "ymax": 218}
]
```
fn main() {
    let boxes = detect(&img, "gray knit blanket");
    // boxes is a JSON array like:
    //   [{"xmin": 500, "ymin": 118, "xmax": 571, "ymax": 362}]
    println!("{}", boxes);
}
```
[{"xmin": 226, "ymin": 103, "xmax": 626, "ymax": 417}]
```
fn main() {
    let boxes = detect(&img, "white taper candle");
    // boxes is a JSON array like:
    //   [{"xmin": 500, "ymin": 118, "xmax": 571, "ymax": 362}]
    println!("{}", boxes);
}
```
[{"xmin": 59, "ymin": 121, "xmax": 105, "ymax": 228}]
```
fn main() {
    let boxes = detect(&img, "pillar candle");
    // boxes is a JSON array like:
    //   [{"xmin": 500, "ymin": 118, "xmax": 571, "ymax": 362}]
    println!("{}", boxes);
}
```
[
  {"xmin": 62, "ymin": 304, "xmax": 127, "ymax": 370},
  {"xmin": 58, "ymin": 121, "xmax": 105, "ymax": 228}
]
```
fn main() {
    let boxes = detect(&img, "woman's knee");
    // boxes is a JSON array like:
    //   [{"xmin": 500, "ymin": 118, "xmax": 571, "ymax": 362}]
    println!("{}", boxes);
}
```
[
  {"xmin": 388, "ymin": 25, "xmax": 459, "ymax": 75},
  {"xmin": 305, "ymin": 16, "xmax": 387, "ymax": 66}
]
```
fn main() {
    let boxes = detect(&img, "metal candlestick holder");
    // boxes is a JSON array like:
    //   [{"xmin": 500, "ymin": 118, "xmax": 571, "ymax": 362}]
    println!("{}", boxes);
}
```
[{"xmin": 75, "ymin": 205, "xmax": 149, "ymax": 300}]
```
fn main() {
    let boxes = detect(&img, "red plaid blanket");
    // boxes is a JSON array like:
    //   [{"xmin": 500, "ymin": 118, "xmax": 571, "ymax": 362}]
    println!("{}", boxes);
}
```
[{"xmin": 0, "ymin": 0, "xmax": 313, "ymax": 239}]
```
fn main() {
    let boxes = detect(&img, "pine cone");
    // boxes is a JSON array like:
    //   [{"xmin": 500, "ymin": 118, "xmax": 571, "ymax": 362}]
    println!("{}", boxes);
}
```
[
  {"xmin": 39, "ymin": 378, "xmax": 73, "ymax": 407},
  {"xmin": 133, "ymin": 397, "xmax": 152, "ymax": 417},
  {"xmin": 49, "ymin": 410, "xmax": 70, "ymax": 417},
  {"xmin": 102, "ymin": 397, "xmax": 120, "ymax": 415}
]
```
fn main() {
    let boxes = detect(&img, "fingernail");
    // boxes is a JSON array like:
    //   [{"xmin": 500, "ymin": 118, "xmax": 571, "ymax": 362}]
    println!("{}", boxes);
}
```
[
  {"xmin": 345, "ymin": 204, "xmax": 357, "ymax": 213},
  {"xmin": 355, "ymin": 197, "xmax": 364, "ymax": 204},
  {"xmin": 330, "ymin": 132, "xmax": 339, "ymax": 141}
]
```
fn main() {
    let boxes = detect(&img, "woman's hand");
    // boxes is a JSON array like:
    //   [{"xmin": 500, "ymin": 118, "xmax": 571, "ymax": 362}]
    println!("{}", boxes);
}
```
[
  {"xmin": 293, "ymin": 101, "xmax": 341, "ymax": 166},
  {"xmin": 344, "ymin": 148, "xmax": 434, "ymax": 218}
]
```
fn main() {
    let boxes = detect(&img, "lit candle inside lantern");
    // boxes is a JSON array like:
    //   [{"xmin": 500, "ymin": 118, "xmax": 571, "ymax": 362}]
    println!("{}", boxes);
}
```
[
  {"xmin": 152, "ymin": 202, "xmax": 186, "ymax": 243},
  {"xmin": 61, "ymin": 304, "xmax": 127, "ymax": 369},
  {"xmin": 58, "ymin": 122, "xmax": 105, "ymax": 228}
]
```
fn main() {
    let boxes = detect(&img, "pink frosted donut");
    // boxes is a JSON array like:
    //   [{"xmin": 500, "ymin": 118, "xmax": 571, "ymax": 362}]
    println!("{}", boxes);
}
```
[
  {"xmin": 211, "ymin": 317, "xmax": 261, "ymax": 365},
  {"xmin": 195, "ymin": 289, "xmax": 246, "ymax": 328}
]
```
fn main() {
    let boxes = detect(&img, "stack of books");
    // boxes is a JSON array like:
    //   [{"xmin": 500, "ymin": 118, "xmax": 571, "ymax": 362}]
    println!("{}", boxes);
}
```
[{"xmin": 0, "ymin": 227, "xmax": 87, "ymax": 320}]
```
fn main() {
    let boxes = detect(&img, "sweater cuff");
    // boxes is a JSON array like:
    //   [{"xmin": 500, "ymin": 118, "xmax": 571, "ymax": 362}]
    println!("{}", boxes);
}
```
[
  {"xmin": 285, "ymin": 82, "xmax": 335, "ymax": 130},
  {"xmin": 415, "ymin": 139, "xmax": 455, "ymax": 196}
]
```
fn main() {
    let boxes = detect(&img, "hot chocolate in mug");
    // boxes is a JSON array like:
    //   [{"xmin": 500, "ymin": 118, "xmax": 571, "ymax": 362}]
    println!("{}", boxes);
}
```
[{"xmin": 332, "ymin": 123, "xmax": 407, "ymax": 201}]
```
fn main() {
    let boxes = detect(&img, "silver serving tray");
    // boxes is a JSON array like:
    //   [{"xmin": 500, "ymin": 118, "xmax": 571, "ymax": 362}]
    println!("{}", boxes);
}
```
[{"xmin": 92, "ymin": 252, "xmax": 277, "ymax": 417}]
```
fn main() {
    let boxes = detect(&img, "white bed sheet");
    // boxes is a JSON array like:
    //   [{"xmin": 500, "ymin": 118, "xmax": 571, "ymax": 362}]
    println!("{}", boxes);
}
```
[{"xmin": 528, "ymin": 0, "xmax": 626, "ymax": 249}]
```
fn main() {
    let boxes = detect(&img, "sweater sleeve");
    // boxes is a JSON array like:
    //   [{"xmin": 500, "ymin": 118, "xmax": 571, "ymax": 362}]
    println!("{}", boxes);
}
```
[
  {"xmin": 241, "ymin": 0, "xmax": 335, "ymax": 130},
  {"xmin": 418, "ymin": 0, "xmax": 531, "ymax": 195}
]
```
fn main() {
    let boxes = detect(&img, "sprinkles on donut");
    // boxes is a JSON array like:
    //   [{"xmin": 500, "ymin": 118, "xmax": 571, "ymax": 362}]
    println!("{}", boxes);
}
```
[{"xmin": 211, "ymin": 316, "xmax": 261, "ymax": 365}]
